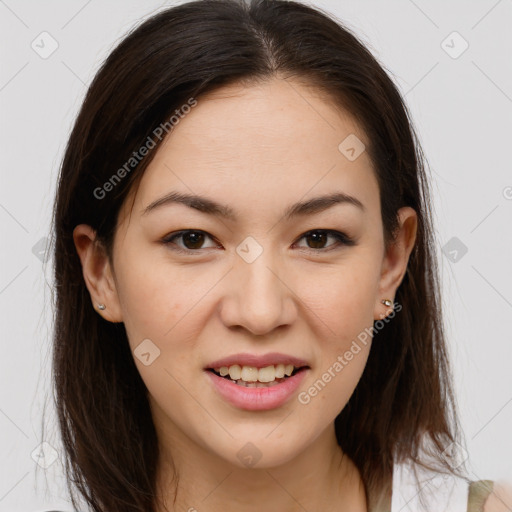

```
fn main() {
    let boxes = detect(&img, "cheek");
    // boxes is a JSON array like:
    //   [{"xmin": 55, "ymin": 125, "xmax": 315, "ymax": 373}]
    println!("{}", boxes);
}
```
[
  {"xmin": 293, "ymin": 253, "xmax": 379, "ymax": 405},
  {"xmin": 296, "ymin": 270, "xmax": 375, "ymax": 420},
  {"xmin": 113, "ymin": 240, "xmax": 214, "ymax": 345},
  {"xmin": 297, "ymin": 254, "xmax": 380, "ymax": 340}
]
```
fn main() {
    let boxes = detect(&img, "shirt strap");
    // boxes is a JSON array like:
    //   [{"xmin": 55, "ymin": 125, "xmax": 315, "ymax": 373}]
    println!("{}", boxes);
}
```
[{"xmin": 467, "ymin": 480, "xmax": 494, "ymax": 512}]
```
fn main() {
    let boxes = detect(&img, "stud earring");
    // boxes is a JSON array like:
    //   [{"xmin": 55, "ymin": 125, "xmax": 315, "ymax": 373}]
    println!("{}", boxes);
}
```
[
  {"xmin": 381, "ymin": 299, "xmax": 393, "ymax": 307},
  {"xmin": 97, "ymin": 303, "xmax": 106, "ymax": 310}
]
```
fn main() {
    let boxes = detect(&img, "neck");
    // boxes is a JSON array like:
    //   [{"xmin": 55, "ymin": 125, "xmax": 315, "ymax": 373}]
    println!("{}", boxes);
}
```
[{"xmin": 153, "ymin": 423, "xmax": 368, "ymax": 512}]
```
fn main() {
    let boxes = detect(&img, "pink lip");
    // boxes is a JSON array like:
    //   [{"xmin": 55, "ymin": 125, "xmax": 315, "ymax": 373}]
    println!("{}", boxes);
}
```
[
  {"xmin": 205, "ymin": 352, "xmax": 310, "ymax": 370},
  {"xmin": 205, "ymin": 367, "xmax": 309, "ymax": 411}
]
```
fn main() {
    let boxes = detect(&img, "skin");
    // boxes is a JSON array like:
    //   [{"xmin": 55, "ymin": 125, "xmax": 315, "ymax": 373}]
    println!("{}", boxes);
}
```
[
  {"xmin": 73, "ymin": 77, "xmax": 417, "ymax": 511},
  {"xmin": 484, "ymin": 482, "xmax": 512, "ymax": 511}
]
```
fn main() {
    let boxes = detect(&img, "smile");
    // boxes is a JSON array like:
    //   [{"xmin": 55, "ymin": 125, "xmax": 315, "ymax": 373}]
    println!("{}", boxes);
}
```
[
  {"xmin": 205, "ymin": 366, "xmax": 309, "ymax": 411},
  {"xmin": 210, "ymin": 363, "xmax": 301, "ymax": 383}
]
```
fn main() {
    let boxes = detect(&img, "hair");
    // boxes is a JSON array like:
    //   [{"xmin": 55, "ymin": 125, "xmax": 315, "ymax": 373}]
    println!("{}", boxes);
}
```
[{"xmin": 48, "ymin": 0, "xmax": 467, "ymax": 510}]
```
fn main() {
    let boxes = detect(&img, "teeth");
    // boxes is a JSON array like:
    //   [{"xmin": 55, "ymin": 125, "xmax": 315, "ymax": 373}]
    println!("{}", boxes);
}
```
[
  {"xmin": 214, "ymin": 363, "xmax": 298, "ymax": 383},
  {"xmin": 275, "ymin": 364, "xmax": 285, "ymax": 379},
  {"xmin": 258, "ymin": 365, "xmax": 276, "ymax": 382},
  {"xmin": 228, "ymin": 364, "xmax": 241, "ymax": 380},
  {"xmin": 235, "ymin": 380, "xmax": 281, "ymax": 388},
  {"xmin": 241, "ymin": 366, "xmax": 259, "ymax": 382}
]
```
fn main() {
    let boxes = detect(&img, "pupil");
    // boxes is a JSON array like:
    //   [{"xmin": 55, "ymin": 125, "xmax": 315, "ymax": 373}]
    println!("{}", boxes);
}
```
[
  {"xmin": 184, "ymin": 231, "xmax": 204, "ymax": 249},
  {"xmin": 308, "ymin": 231, "xmax": 327, "ymax": 249}
]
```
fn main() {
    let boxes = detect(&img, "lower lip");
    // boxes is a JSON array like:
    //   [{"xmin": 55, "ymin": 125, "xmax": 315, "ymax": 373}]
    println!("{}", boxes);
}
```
[{"xmin": 205, "ymin": 368, "xmax": 309, "ymax": 411}]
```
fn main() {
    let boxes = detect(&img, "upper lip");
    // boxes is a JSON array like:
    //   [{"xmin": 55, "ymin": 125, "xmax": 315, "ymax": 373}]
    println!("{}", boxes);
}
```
[{"xmin": 205, "ymin": 352, "xmax": 311, "ymax": 370}]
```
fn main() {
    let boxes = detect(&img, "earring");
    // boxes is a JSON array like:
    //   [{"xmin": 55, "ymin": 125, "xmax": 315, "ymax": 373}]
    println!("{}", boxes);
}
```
[
  {"xmin": 381, "ymin": 299, "xmax": 393, "ymax": 307},
  {"xmin": 97, "ymin": 303, "xmax": 106, "ymax": 310}
]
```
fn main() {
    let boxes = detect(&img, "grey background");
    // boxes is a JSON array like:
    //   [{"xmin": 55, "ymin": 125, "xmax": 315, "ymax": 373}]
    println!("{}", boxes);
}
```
[{"xmin": 1, "ymin": 0, "xmax": 511, "ymax": 510}]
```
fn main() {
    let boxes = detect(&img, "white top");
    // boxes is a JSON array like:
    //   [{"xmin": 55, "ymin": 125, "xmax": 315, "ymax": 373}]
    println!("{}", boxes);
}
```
[{"xmin": 392, "ymin": 461, "xmax": 470, "ymax": 512}]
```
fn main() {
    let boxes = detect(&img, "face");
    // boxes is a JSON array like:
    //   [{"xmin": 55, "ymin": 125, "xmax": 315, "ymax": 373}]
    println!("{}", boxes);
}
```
[{"xmin": 75, "ymin": 77, "xmax": 416, "ymax": 472}]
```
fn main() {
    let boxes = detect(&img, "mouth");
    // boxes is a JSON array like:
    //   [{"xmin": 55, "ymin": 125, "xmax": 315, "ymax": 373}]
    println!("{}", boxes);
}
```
[
  {"xmin": 206, "ymin": 364, "xmax": 309, "ymax": 388},
  {"xmin": 204, "ymin": 363, "xmax": 310, "ymax": 411}
]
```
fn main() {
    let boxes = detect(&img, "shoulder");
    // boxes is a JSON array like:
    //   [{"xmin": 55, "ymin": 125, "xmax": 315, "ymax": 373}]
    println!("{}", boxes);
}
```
[
  {"xmin": 391, "ymin": 462, "xmax": 512, "ymax": 512},
  {"xmin": 391, "ymin": 462, "xmax": 468, "ymax": 510},
  {"xmin": 473, "ymin": 480, "xmax": 512, "ymax": 512}
]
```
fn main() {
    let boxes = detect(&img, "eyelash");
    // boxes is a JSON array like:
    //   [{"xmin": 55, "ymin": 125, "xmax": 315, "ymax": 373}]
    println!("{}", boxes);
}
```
[{"xmin": 161, "ymin": 229, "xmax": 355, "ymax": 255}]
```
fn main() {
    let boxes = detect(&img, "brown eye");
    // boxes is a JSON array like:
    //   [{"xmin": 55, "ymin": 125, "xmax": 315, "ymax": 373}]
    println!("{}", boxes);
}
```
[
  {"xmin": 181, "ymin": 231, "xmax": 206, "ymax": 249},
  {"xmin": 162, "ymin": 230, "xmax": 219, "ymax": 253},
  {"xmin": 305, "ymin": 231, "xmax": 329, "ymax": 249},
  {"xmin": 295, "ymin": 230, "xmax": 355, "ymax": 251}
]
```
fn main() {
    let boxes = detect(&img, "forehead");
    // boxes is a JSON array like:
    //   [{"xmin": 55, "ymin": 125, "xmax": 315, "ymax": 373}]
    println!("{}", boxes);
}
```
[
  {"xmin": 123, "ymin": 77, "xmax": 379, "ymax": 222},
  {"xmin": 167, "ymin": 78, "xmax": 368, "ymax": 162}
]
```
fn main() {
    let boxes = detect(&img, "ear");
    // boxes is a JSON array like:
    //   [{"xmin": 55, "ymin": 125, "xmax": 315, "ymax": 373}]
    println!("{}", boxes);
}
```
[
  {"xmin": 374, "ymin": 207, "xmax": 417, "ymax": 320},
  {"xmin": 73, "ymin": 224, "xmax": 123, "ymax": 323}
]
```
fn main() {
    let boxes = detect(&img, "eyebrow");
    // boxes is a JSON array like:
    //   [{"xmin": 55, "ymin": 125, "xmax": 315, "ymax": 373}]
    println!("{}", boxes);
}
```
[{"xmin": 141, "ymin": 190, "xmax": 365, "ymax": 220}]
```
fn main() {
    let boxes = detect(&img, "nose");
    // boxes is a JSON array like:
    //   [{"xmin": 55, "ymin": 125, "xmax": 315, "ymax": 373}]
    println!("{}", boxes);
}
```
[{"xmin": 218, "ymin": 249, "xmax": 297, "ymax": 336}]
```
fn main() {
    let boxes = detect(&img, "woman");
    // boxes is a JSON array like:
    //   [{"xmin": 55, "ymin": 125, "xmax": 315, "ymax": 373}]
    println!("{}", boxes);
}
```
[{"xmin": 48, "ymin": 0, "xmax": 509, "ymax": 510}]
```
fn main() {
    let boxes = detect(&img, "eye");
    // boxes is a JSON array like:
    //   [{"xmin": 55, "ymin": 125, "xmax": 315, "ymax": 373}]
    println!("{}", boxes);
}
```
[
  {"xmin": 293, "ymin": 229, "xmax": 355, "ymax": 251},
  {"xmin": 161, "ymin": 230, "xmax": 220, "ymax": 254},
  {"xmin": 162, "ymin": 228, "xmax": 355, "ymax": 255}
]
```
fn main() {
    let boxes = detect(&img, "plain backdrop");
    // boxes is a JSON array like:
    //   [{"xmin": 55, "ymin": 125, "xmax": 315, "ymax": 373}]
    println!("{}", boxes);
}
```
[{"xmin": 1, "ymin": 0, "xmax": 511, "ymax": 510}]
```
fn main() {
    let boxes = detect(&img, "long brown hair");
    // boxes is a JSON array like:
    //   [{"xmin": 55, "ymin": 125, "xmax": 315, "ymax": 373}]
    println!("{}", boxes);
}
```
[{"xmin": 48, "ymin": 0, "xmax": 466, "ymax": 510}]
